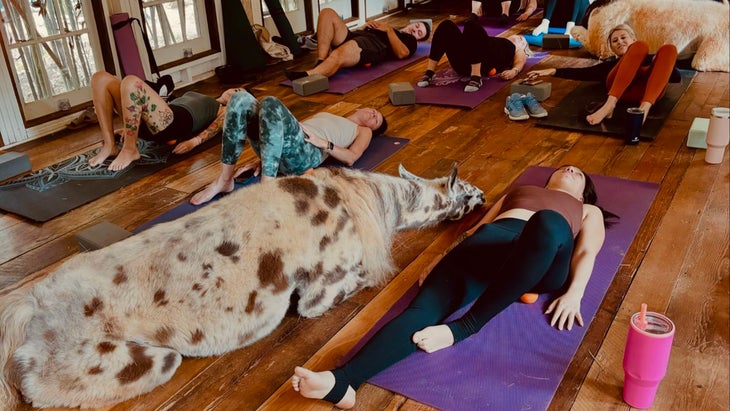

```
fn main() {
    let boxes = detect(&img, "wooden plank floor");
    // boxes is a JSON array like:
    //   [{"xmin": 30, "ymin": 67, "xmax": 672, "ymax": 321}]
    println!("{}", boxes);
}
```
[{"xmin": 1, "ymin": 5, "xmax": 728, "ymax": 411}]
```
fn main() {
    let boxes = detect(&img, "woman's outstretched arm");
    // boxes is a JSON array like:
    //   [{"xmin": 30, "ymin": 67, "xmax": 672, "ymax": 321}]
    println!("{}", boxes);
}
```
[{"xmin": 545, "ymin": 204, "xmax": 605, "ymax": 330}]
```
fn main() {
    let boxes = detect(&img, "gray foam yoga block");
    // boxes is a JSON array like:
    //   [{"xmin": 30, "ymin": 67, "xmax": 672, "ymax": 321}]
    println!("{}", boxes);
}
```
[
  {"xmin": 0, "ymin": 152, "xmax": 31, "ymax": 181},
  {"xmin": 292, "ymin": 74, "xmax": 328, "ymax": 96},
  {"xmin": 76, "ymin": 221, "xmax": 133, "ymax": 251},
  {"xmin": 389, "ymin": 82, "xmax": 415, "ymax": 106}
]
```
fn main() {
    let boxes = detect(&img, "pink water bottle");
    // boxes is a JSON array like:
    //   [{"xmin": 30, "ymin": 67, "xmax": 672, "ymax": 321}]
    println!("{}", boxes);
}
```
[{"xmin": 622, "ymin": 303, "xmax": 675, "ymax": 409}]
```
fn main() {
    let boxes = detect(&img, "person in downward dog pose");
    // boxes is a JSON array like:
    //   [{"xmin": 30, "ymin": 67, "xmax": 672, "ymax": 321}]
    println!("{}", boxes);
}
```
[
  {"xmin": 190, "ymin": 90, "xmax": 387, "ymax": 205},
  {"xmin": 526, "ymin": 24, "xmax": 679, "ymax": 125},
  {"xmin": 89, "ymin": 71, "xmax": 239, "ymax": 171},
  {"xmin": 292, "ymin": 165, "xmax": 616, "ymax": 409}
]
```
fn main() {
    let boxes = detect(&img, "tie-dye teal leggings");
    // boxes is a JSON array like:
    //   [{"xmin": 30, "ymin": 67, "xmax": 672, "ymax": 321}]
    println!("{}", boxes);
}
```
[{"xmin": 222, "ymin": 91, "xmax": 322, "ymax": 177}]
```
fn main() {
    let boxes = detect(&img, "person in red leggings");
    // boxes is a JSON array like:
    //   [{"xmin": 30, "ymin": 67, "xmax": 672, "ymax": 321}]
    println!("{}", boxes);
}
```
[{"xmin": 526, "ymin": 24, "xmax": 679, "ymax": 125}]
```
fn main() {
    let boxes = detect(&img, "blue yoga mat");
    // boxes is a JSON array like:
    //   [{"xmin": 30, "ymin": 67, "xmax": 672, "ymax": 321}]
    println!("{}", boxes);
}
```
[
  {"xmin": 523, "ymin": 27, "xmax": 582, "ymax": 48},
  {"xmin": 341, "ymin": 166, "xmax": 658, "ymax": 411},
  {"xmin": 134, "ymin": 135, "xmax": 409, "ymax": 233}
]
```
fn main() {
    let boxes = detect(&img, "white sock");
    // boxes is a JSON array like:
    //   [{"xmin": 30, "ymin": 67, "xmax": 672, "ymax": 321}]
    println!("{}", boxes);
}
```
[
  {"xmin": 564, "ymin": 21, "xmax": 575, "ymax": 38},
  {"xmin": 532, "ymin": 19, "xmax": 550, "ymax": 36}
]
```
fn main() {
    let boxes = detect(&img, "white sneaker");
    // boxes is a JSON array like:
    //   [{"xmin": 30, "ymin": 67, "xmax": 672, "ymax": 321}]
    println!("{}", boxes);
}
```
[
  {"xmin": 532, "ymin": 19, "xmax": 550, "ymax": 36},
  {"xmin": 564, "ymin": 21, "xmax": 575, "ymax": 38}
]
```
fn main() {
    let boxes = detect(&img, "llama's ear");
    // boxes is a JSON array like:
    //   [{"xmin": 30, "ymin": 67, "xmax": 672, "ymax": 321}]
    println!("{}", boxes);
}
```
[
  {"xmin": 398, "ymin": 164, "xmax": 423, "ymax": 181},
  {"xmin": 447, "ymin": 163, "xmax": 458, "ymax": 191}
]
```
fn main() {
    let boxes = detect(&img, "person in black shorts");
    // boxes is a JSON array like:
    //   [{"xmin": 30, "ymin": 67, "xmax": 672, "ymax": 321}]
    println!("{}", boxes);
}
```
[
  {"xmin": 89, "ymin": 71, "xmax": 241, "ymax": 171},
  {"xmin": 416, "ymin": 14, "xmax": 533, "ymax": 92},
  {"xmin": 284, "ymin": 8, "xmax": 430, "ymax": 81}
]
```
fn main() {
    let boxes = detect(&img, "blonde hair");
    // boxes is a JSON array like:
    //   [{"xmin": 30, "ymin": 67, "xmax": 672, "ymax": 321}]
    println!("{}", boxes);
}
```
[{"xmin": 607, "ymin": 24, "xmax": 637, "ymax": 50}]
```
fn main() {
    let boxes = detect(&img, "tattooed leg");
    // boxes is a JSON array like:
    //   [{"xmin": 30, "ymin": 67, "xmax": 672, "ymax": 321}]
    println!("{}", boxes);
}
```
[
  {"xmin": 89, "ymin": 71, "xmax": 123, "ymax": 167},
  {"xmin": 109, "ymin": 76, "xmax": 173, "ymax": 171}
]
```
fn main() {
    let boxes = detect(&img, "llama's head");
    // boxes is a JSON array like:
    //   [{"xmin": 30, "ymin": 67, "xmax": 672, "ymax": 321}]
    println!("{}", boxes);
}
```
[{"xmin": 398, "ymin": 163, "xmax": 485, "ymax": 221}]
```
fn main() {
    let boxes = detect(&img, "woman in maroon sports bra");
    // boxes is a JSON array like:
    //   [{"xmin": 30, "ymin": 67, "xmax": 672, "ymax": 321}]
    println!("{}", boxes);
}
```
[{"xmin": 292, "ymin": 165, "xmax": 614, "ymax": 409}]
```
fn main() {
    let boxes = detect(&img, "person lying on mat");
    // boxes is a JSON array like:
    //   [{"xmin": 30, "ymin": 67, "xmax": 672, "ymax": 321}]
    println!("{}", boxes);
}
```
[
  {"xmin": 283, "ymin": 8, "xmax": 430, "ymax": 81},
  {"xmin": 189, "ymin": 90, "xmax": 387, "ymax": 205},
  {"xmin": 472, "ymin": 0, "xmax": 537, "ymax": 26},
  {"xmin": 89, "ymin": 70, "xmax": 239, "ymax": 171},
  {"xmin": 526, "ymin": 24, "xmax": 680, "ymax": 125},
  {"xmin": 291, "ymin": 165, "xmax": 617, "ymax": 410},
  {"xmin": 417, "ymin": 13, "xmax": 533, "ymax": 92}
]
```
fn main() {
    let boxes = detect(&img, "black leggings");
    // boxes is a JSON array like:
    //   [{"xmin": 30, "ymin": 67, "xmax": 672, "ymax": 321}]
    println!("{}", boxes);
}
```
[
  {"xmin": 429, "ymin": 19, "xmax": 514, "ymax": 77},
  {"xmin": 333, "ymin": 210, "xmax": 575, "ymax": 390}
]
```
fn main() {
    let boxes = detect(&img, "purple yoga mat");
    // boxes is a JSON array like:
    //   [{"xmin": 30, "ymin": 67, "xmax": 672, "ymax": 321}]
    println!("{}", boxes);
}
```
[
  {"xmin": 414, "ymin": 52, "xmax": 548, "ymax": 109},
  {"xmin": 342, "ymin": 166, "xmax": 658, "ymax": 411},
  {"xmin": 281, "ymin": 43, "xmax": 430, "ymax": 94},
  {"xmin": 133, "ymin": 135, "xmax": 409, "ymax": 233}
]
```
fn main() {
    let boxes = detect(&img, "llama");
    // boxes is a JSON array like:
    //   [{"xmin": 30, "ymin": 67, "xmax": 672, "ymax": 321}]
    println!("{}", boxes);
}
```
[{"xmin": 0, "ymin": 164, "xmax": 485, "ymax": 409}]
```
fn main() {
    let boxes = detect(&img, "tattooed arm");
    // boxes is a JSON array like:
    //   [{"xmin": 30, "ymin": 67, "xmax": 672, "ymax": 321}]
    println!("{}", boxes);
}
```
[{"xmin": 172, "ymin": 106, "xmax": 226, "ymax": 154}]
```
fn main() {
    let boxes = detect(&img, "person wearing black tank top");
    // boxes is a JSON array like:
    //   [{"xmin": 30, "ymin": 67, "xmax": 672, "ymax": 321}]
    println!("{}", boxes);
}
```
[
  {"xmin": 291, "ymin": 165, "xmax": 613, "ymax": 409},
  {"xmin": 88, "ymin": 71, "xmax": 243, "ymax": 171}
]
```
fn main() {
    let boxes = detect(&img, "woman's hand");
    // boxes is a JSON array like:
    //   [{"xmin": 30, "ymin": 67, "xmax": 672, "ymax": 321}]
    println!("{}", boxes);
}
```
[
  {"xmin": 499, "ymin": 69, "xmax": 519, "ymax": 81},
  {"xmin": 526, "ymin": 68, "xmax": 557, "ymax": 80},
  {"xmin": 235, "ymin": 161, "xmax": 261, "ymax": 179},
  {"xmin": 545, "ymin": 292, "xmax": 584, "ymax": 331},
  {"xmin": 366, "ymin": 20, "xmax": 391, "ymax": 32},
  {"xmin": 303, "ymin": 133, "xmax": 327, "ymax": 150},
  {"xmin": 172, "ymin": 137, "xmax": 200, "ymax": 155}
]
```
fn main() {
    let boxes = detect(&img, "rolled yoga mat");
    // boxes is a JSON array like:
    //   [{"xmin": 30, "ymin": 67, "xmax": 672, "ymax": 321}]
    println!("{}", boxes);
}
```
[{"xmin": 340, "ymin": 165, "xmax": 659, "ymax": 411}]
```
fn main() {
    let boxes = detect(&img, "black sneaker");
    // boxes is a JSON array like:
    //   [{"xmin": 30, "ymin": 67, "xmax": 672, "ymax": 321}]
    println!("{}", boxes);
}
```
[
  {"xmin": 464, "ymin": 76, "xmax": 482, "ymax": 92},
  {"xmin": 417, "ymin": 72, "xmax": 434, "ymax": 87}
]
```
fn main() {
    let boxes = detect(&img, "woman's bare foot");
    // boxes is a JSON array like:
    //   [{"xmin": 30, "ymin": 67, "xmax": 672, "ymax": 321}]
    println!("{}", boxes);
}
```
[
  {"xmin": 108, "ymin": 147, "xmax": 140, "ymax": 171},
  {"xmin": 412, "ymin": 324, "xmax": 455, "ymax": 353},
  {"xmin": 88, "ymin": 144, "xmax": 119, "ymax": 167},
  {"xmin": 190, "ymin": 173, "xmax": 238, "ymax": 205},
  {"xmin": 586, "ymin": 102, "xmax": 615, "ymax": 125},
  {"xmin": 292, "ymin": 367, "xmax": 356, "ymax": 409}
]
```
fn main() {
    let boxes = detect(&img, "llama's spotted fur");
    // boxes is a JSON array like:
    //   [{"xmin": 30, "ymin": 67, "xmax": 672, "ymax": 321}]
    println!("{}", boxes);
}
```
[{"xmin": 0, "ymin": 165, "xmax": 484, "ymax": 409}]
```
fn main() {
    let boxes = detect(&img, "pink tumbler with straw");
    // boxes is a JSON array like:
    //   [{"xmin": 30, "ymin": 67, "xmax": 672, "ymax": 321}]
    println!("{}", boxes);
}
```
[{"xmin": 622, "ymin": 304, "xmax": 675, "ymax": 409}]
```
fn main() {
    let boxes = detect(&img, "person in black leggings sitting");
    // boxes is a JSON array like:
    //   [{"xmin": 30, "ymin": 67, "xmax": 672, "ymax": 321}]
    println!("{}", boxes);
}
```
[
  {"xmin": 291, "ymin": 165, "xmax": 615, "ymax": 409},
  {"xmin": 417, "ymin": 14, "xmax": 533, "ymax": 92}
]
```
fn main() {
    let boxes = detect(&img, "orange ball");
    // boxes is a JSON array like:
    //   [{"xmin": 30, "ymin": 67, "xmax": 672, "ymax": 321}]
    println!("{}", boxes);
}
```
[
  {"xmin": 520, "ymin": 293, "xmax": 539, "ymax": 304},
  {"xmin": 488, "ymin": 68, "xmax": 497, "ymax": 76}
]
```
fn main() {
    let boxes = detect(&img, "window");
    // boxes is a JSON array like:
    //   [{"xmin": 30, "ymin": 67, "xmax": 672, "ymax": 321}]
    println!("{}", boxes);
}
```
[
  {"xmin": 0, "ymin": 0, "xmax": 98, "ymax": 105},
  {"xmin": 139, "ymin": 0, "xmax": 213, "ymax": 65},
  {"xmin": 262, "ymin": 0, "xmax": 298, "ymax": 17}
]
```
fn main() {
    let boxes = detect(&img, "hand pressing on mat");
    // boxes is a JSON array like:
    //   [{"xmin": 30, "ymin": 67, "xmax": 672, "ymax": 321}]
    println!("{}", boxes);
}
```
[{"xmin": 545, "ymin": 291, "xmax": 584, "ymax": 331}]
